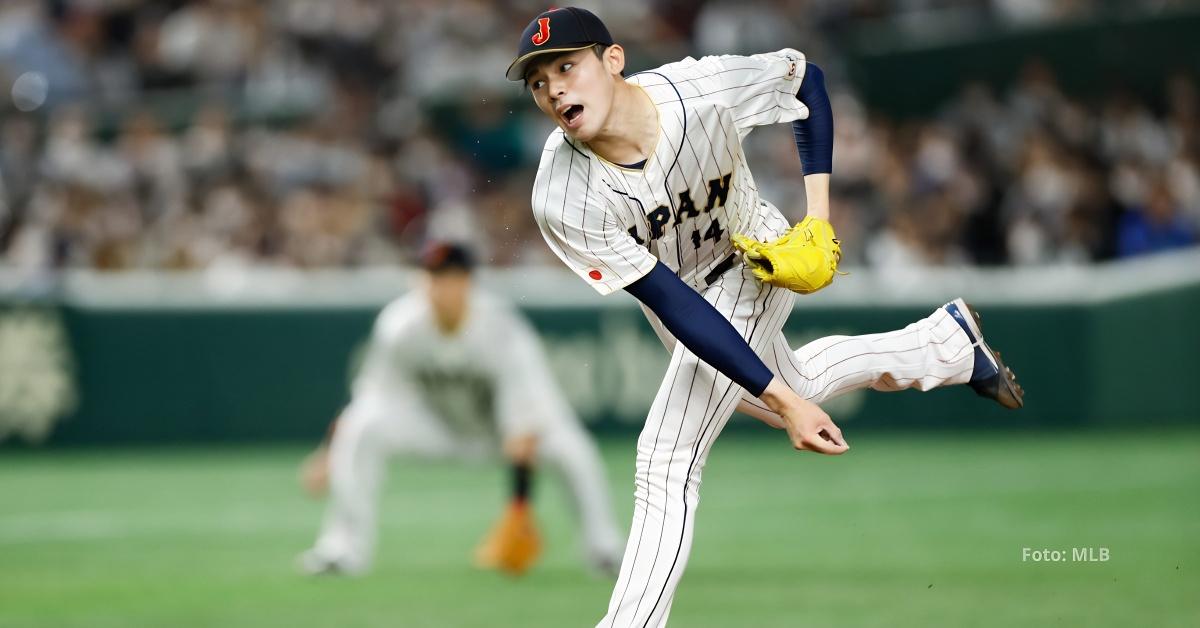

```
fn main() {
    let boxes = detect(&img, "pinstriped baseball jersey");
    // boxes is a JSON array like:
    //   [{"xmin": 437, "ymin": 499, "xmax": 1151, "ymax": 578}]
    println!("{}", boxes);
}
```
[{"xmin": 532, "ymin": 49, "xmax": 810, "ymax": 295}]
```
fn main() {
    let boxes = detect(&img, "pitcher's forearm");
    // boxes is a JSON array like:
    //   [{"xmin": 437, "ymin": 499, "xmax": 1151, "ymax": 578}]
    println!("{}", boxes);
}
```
[
  {"xmin": 804, "ymin": 173, "xmax": 830, "ymax": 221},
  {"xmin": 759, "ymin": 377, "xmax": 806, "ymax": 417}
]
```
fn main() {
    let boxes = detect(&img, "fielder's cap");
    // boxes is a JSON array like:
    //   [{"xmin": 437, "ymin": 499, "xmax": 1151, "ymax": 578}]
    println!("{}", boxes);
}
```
[
  {"xmin": 420, "ymin": 241, "xmax": 476, "ymax": 273},
  {"xmin": 505, "ymin": 7, "xmax": 613, "ymax": 82}
]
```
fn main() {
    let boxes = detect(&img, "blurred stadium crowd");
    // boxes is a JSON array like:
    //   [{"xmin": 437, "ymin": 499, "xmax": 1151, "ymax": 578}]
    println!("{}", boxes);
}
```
[{"xmin": 0, "ymin": 0, "xmax": 1196, "ymax": 274}]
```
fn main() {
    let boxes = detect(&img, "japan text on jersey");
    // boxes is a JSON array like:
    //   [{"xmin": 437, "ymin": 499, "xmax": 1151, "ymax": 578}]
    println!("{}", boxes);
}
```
[{"xmin": 532, "ymin": 49, "xmax": 810, "ymax": 295}]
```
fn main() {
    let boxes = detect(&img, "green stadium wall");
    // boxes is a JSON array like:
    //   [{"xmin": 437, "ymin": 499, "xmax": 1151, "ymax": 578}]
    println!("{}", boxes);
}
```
[{"xmin": 2, "ymin": 280, "xmax": 1196, "ymax": 446}]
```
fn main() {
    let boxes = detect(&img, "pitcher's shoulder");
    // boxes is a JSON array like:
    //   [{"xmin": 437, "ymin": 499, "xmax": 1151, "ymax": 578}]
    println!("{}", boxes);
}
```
[{"xmin": 534, "ymin": 129, "xmax": 592, "ymax": 188}]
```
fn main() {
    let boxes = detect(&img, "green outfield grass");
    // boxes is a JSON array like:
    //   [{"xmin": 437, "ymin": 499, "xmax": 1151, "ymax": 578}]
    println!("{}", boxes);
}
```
[{"xmin": 1, "ymin": 430, "xmax": 1197, "ymax": 628}]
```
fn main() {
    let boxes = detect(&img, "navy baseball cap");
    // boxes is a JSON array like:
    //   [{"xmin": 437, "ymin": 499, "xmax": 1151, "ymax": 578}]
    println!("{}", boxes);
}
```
[
  {"xmin": 505, "ymin": 7, "xmax": 613, "ymax": 82},
  {"xmin": 420, "ymin": 242, "xmax": 475, "ymax": 273}
]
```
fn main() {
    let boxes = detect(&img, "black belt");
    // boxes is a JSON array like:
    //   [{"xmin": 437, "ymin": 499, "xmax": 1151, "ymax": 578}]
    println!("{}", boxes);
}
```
[{"xmin": 703, "ymin": 253, "xmax": 738, "ymax": 286}]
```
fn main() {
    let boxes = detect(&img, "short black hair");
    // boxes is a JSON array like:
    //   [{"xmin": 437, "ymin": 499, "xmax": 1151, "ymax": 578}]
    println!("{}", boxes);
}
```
[{"xmin": 420, "ymin": 242, "xmax": 475, "ymax": 273}]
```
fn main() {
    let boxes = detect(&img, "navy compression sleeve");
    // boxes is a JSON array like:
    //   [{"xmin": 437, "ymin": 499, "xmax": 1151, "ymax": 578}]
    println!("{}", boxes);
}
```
[
  {"xmin": 625, "ymin": 262, "xmax": 774, "ymax": 397},
  {"xmin": 791, "ymin": 62, "xmax": 833, "ymax": 175}
]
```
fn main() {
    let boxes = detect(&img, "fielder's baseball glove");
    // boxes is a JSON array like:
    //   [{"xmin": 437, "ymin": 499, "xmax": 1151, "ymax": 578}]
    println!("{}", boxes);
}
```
[
  {"xmin": 474, "ymin": 502, "xmax": 541, "ymax": 576},
  {"xmin": 731, "ymin": 216, "xmax": 842, "ymax": 295}
]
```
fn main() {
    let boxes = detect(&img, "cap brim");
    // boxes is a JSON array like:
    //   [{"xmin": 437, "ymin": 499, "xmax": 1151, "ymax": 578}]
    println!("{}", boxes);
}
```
[{"xmin": 505, "ymin": 44, "xmax": 594, "ymax": 82}]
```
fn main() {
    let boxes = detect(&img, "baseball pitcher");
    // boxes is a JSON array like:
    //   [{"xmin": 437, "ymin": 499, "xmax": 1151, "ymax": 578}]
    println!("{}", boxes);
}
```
[{"xmin": 506, "ymin": 8, "xmax": 1024, "ymax": 626}]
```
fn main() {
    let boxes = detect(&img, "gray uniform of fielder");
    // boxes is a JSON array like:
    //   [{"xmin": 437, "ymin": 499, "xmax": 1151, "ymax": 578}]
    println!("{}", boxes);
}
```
[{"xmin": 308, "ymin": 289, "xmax": 623, "ymax": 573}]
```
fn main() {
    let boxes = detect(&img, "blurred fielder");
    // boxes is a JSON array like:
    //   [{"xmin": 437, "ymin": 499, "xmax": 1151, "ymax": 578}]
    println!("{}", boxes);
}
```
[
  {"xmin": 298, "ymin": 242, "xmax": 623, "ymax": 577},
  {"xmin": 507, "ymin": 7, "xmax": 1024, "ymax": 626}
]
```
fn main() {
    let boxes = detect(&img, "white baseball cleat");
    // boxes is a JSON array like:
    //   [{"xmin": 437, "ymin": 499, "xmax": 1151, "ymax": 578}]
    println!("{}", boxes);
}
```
[
  {"xmin": 296, "ymin": 548, "xmax": 365, "ymax": 577},
  {"xmin": 587, "ymin": 549, "xmax": 623, "ymax": 580}
]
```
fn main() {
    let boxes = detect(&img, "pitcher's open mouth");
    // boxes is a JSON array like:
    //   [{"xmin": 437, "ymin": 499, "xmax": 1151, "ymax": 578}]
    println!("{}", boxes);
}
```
[{"xmin": 563, "ymin": 104, "xmax": 584, "ymax": 128}]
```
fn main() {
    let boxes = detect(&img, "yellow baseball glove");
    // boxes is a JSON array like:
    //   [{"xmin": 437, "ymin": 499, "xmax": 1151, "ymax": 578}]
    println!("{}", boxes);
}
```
[
  {"xmin": 474, "ymin": 502, "xmax": 541, "ymax": 576},
  {"xmin": 731, "ymin": 216, "xmax": 842, "ymax": 295}
]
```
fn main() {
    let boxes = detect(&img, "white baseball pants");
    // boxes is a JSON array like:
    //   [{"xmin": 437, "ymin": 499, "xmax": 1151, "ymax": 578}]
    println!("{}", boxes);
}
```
[{"xmin": 600, "ymin": 266, "xmax": 974, "ymax": 627}]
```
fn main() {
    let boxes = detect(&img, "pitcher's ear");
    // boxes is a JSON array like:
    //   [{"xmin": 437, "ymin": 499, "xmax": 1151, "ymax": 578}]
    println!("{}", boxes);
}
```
[{"xmin": 604, "ymin": 44, "xmax": 626, "ymax": 77}]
